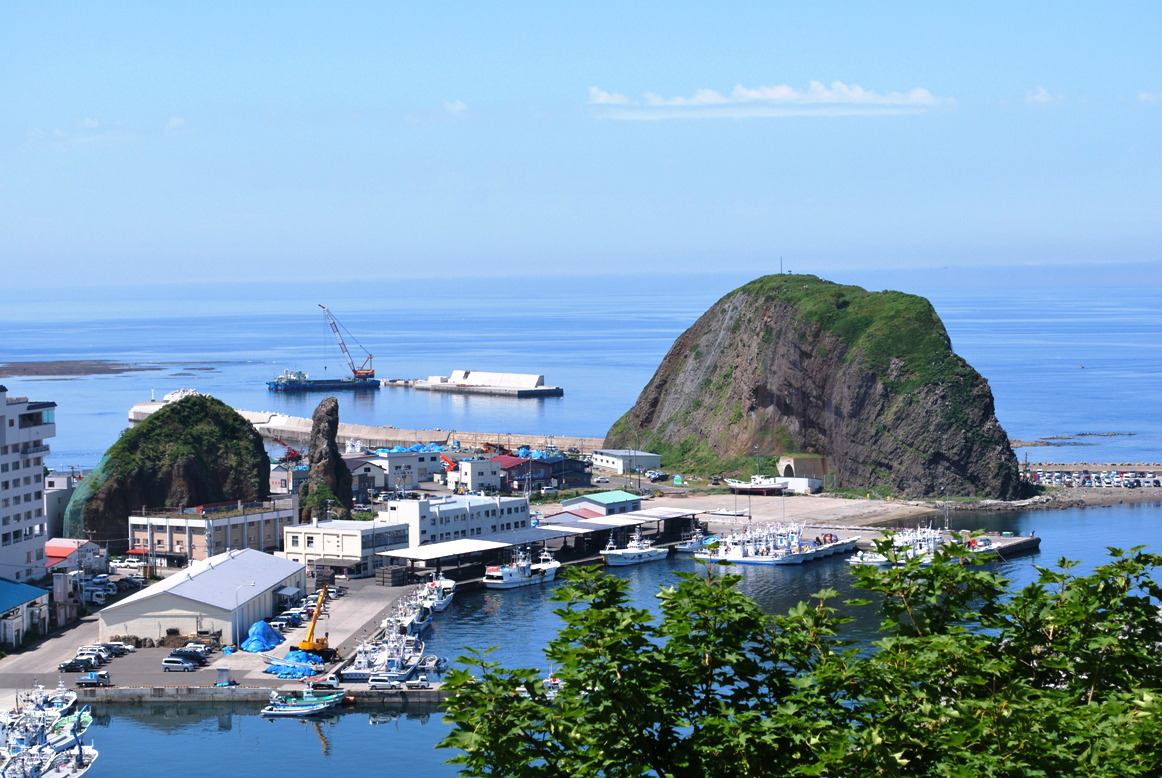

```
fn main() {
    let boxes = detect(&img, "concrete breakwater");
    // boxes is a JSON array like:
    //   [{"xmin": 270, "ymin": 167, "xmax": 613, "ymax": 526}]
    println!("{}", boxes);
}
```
[
  {"xmin": 129, "ymin": 400, "xmax": 603, "ymax": 451},
  {"xmin": 78, "ymin": 684, "xmax": 451, "ymax": 705}
]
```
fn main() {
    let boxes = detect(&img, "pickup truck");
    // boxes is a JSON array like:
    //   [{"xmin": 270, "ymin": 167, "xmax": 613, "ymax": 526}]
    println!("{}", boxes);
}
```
[
  {"xmin": 75, "ymin": 671, "xmax": 112, "ymax": 688},
  {"xmin": 404, "ymin": 675, "xmax": 430, "ymax": 690}
]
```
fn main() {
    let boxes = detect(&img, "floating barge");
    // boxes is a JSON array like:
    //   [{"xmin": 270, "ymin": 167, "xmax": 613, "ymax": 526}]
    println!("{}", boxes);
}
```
[
  {"xmin": 389, "ymin": 370, "xmax": 563, "ymax": 398},
  {"xmin": 267, "ymin": 369, "xmax": 380, "ymax": 392}
]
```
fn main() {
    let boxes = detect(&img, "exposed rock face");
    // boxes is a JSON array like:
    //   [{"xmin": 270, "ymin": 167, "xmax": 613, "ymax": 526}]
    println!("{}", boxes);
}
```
[
  {"xmin": 63, "ymin": 395, "xmax": 270, "ymax": 549},
  {"xmin": 605, "ymin": 274, "xmax": 1022, "ymax": 499},
  {"xmin": 300, "ymin": 397, "xmax": 352, "ymax": 519}
]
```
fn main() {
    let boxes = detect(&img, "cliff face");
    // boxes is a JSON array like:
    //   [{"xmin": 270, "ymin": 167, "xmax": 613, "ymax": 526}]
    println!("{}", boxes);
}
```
[
  {"xmin": 63, "ymin": 395, "xmax": 270, "ymax": 547},
  {"xmin": 605, "ymin": 274, "xmax": 1022, "ymax": 499},
  {"xmin": 299, "ymin": 397, "xmax": 352, "ymax": 519}
]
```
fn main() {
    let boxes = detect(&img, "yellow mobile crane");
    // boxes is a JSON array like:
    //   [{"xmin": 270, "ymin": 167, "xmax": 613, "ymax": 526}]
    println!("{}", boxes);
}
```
[{"xmin": 299, "ymin": 586, "xmax": 338, "ymax": 661}]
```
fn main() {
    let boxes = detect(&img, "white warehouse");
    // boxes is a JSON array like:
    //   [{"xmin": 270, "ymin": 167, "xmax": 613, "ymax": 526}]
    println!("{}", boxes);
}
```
[
  {"xmin": 98, "ymin": 548, "xmax": 306, "ymax": 645},
  {"xmin": 591, "ymin": 449, "xmax": 661, "ymax": 475}
]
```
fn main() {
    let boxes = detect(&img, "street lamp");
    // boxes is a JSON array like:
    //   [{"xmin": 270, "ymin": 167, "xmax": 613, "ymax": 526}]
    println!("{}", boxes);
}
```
[
  {"xmin": 626, "ymin": 420, "xmax": 642, "ymax": 494},
  {"xmin": 234, "ymin": 581, "xmax": 256, "ymax": 646}
]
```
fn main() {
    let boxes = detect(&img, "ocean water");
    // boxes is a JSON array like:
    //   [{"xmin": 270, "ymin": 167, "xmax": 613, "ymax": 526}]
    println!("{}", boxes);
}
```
[
  {"xmin": 1, "ymin": 277, "xmax": 1158, "ymax": 469},
  {"xmin": 78, "ymin": 500, "xmax": 1162, "ymax": 777}
]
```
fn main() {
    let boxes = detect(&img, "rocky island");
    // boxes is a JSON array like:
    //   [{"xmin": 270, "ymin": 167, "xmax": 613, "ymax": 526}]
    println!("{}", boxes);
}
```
[
  {"xmin": 63, "ymin": 394, "xmax": 270, "ymax": 548},
  {"xmin": 606, "ymin": 274, "xmax": 1023, "ymax": 499}
]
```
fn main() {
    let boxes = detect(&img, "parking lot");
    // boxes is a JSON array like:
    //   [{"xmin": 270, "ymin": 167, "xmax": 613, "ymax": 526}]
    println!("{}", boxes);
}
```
[{"xmin": 0, "ymin": 571, "xmax": 414, "ymax": 708}]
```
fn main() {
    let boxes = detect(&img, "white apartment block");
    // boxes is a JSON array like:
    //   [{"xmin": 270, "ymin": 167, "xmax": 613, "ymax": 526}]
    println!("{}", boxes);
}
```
[
  {"xmin": 380, "ymin": 494, "xmax": 532, "ymax": 546},
  {"xmin": 446, "ymin": 458, "xmax": 503, "ymax": 493},
  {"xmin": 0, "ymin": 387, "xmax": 54, "ymax": 583}
]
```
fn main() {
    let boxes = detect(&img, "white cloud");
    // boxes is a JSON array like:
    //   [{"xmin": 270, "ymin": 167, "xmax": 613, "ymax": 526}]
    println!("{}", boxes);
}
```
[
  {"xmin": 587, "ymin": 86, "xmax": 630, "ymax": 105},
  {"xmin": 1026, "ymin": 86, "xmax": 1062, "ymax": 104},
  {"xmin": 443, "ymin": 100, "xmax": 468, "ymax": 118},
  {"xmin": 588, "ymin": 80, "xmax": 952, "ymax": 119},
  {"xmin": 166, "ymin": 116, "xmax": 186, "ymax": 131},
  {"xmin": 1139, "ymin": 91, "xmax": 1162, "ymax": 103},
  {"xmin": 81, "ymin": 117, "xmax": 100, "ymax": 129}
]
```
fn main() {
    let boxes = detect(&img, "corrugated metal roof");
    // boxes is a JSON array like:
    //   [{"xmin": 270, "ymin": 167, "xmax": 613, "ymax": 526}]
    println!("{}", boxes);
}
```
[
  {"xmin": 0, "ymin": 579, "xmax": 48, "ymax": 612},
  {"xmin": 565, "ymin": 490, "xmax": 640, "ymax": 505},
  {"xmin": 102, "ymin": 548, "xmax": 304, "ymax": 614}
]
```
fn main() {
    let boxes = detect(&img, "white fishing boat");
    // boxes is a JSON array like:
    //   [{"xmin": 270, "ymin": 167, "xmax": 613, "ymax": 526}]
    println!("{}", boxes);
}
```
[
  {"xmin": 707, "ymin": 508, "xmax": 748, "ymax": 517},
  {"xmin": 423, "ymin": 572, "xmax": 456, "ymax": 612},
  {"xmin": 483, "ymin": 549, "xmax": 561, "ymax": 589},
  {"xmin": 599, "ymin": 530, "xmax": 668, "ymax": 567},
  {"xmin": 724, "ymin": 475, "xmax": 784, "ymax": 495}
]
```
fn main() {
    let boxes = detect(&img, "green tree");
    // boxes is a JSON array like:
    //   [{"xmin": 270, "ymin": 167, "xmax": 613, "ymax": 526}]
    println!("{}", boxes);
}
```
[{"xmin": 440, "ymin": 542, "xmax": 1162, "ymax": 777}]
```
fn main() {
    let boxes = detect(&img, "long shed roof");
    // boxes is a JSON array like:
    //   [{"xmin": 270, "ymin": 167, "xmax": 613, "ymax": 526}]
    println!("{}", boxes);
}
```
[{"xmin": 102, "ymin": 548, "xmax": 304, "ymax": 614}]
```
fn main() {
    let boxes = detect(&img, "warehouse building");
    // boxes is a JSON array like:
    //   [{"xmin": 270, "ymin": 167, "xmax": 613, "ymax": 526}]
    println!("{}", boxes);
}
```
[
  {"xmin": 98, "ymin": 548, "xmax": 306, "ymax": 645},
  {"xmin": 590, "ymin": 449, "xmax": 661, "ymax": 475}
]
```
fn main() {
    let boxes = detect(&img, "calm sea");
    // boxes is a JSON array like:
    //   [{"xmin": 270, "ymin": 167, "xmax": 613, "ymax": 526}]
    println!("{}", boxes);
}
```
[
  {"xmin": 81, "ymin": 501, "xmax": 1162, "ymax": 777},
  {"xmin": 3, "ymin": 274, "xmax": 1159, "ymax": 775},
  {"xmin": 2, "ymin": 277, "xmax": 1158, "ymax": 469}
]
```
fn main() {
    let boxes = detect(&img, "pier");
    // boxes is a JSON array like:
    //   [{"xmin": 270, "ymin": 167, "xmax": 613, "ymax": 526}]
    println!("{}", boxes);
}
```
[{"xmin": 129, "ymin": 401, "xmax": 603, "ymax": 452}]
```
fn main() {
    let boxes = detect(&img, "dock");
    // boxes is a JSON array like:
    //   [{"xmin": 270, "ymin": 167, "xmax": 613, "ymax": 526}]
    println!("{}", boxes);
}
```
[{"xmin": 129, "ymin": 401, "xmax": 602, "ymax": 452}]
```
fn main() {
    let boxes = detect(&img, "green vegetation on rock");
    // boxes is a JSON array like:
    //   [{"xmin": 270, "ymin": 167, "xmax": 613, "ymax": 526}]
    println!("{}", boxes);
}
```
[
  {"xmin": 63, "ymin": 395, "xmax": 269, "ymax": 545},
  {"xmin": 604, "ymin": 273, "xmax": 1023, "ymax": 498}
]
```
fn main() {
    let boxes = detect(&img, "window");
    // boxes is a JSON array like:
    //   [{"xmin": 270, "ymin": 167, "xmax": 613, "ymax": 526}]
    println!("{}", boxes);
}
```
[
  {"xmin": 291, "ymin": 536, "xmax": 299, "ymax": 547},
  {"xmin": 306, "ymin": 536, "xmax": 315, "ymax": 548}
]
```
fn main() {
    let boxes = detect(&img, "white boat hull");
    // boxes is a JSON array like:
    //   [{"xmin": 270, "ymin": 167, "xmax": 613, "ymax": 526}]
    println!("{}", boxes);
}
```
[
  {"xmin": 601, "ymin": 548, "xmax": 668, "ymax": 566},
  {"xmin": 483, "ymin": 562, "xmax": 560, "ymax": 589}
]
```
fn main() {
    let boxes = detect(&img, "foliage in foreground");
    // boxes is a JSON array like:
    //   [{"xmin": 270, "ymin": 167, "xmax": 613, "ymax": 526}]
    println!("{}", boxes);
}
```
[{"xmin": 440, "ymin": 542, "xmax": 1162, "ymax": 777}]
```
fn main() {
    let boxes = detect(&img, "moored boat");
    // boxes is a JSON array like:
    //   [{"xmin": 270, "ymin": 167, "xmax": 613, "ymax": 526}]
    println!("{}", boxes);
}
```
[
  {"xmin": 483, "ymin": 549, "xmax": 561, "ymax": 589},
  {"xmin": 600, "ymin": 530, "xmax": 668, "ymax": 567}
]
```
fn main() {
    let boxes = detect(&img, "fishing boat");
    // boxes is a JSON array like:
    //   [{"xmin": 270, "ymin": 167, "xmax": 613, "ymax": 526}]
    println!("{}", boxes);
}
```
[
  {"xmin": 674, "ymin": 530, "xmax": 721, "ymax": 553},
  {"xmin": 260, "ymin": 701, "xmax": 335, "ymax": 718},
  {"xmin": 483, "ymin": 549, "xmax": 561, "ymax": 589},
  {"xmin": 423, "ymin": 572, "xmax": 456, "ymax": 612},
  {"xmin": 599, "ymin": 529, "xmax": 668, "ymax": 567}
]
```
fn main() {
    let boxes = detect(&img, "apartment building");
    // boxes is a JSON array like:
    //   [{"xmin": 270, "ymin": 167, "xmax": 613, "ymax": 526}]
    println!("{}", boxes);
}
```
[
  {"xmin": 0, "ymin": 387, "xmax": 55, "ymax": 582},
  {"xmin": 379, "ymin": 493, "xmax": 532, "ymax": 546}
]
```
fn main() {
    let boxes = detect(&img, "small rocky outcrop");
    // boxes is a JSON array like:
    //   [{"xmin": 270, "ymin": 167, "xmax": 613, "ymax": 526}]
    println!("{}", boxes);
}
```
[
  {"xmin": 299, "ymin": 397, "xmax": 352, "ymax": 519},
  {"xmin": 605, "ymin": 274, "xmax": 1023, "ymax": 499},
  {"xmin": 63, "ymin": 395, "xmax": 270, "ymax": 549}
]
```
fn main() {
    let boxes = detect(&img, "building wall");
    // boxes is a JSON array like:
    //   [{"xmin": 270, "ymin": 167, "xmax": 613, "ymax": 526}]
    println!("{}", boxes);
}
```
[
  {"xmin": 591, "ymin": 450, "xmax": 662, "ymax": 475},
  {"xmin": 381, "ymin": 495, "xmax": 532, "ymax": 546},
  {"xmin": 42, "ymin": 474, "xmax": 76, "ymax": 539},
  {"xmin": 282, "ymin": 521, "xmax": 410, "ymax": 575},
  {"xmin": 128, "ymin": 500, "xmax": 297, "ymax": 564},
  {"xmin": 0, "ymin": 388, "xmax": 54, "ymax": 583},
  {"xmin": 448, "ymin": 459, "xmax": 502, "ymax": 493},
  {"xmin": 0, "ymin": 589, "xmax": 50, "ymax": 648},
  {"xmin": 98, "ymin": 569, "xmax": 306, "ymax": 644}
]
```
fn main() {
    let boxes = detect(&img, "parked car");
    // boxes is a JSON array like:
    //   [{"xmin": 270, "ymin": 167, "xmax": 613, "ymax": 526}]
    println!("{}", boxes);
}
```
[
  {"xmin": 75, "ymin": 671, "xmax": 112, "ymax": 687},
  {"xmin": 540, "ymin": 487, "xmax": 559, "ymax": 495},
  {"xmin": 98, "ymin": 642, "xmax": 128, "ymax": 657},
  {"xmin": 368, "ymin": 674, "xmax": 403, "ymax": 691},
  {"xmin": 107, "ymin": 641, "xmax": 136, "ymax": 653},
  {"xmin": 58, "ymin": 658, "xmax": 91, "ymax": 673},
  {"xmin": 169, "ymin": 650, "xmax": 208, "ymax": 666},
  {"xmin": 162, "ymin": 657, "xmax": 198, "ymax": 673},
  {"xmin": 405, "ymin": 675, "xmax": 431, "ymax": 689},
  {"xmin": 594, "ymin": 477, "xmax": 610, "ymax": 483}
]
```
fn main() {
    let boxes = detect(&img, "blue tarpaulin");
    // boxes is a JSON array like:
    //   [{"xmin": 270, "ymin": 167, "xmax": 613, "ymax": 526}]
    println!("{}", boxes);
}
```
[{"xmin": 240, "ymin": 620, "xmax": 284, "ymax": 653}]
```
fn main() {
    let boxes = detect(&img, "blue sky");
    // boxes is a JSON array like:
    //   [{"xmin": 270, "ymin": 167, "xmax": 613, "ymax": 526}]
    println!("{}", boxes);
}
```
[{"xmin": 2, "ymin": 2, "xmax": 1159, "ymax": 288}]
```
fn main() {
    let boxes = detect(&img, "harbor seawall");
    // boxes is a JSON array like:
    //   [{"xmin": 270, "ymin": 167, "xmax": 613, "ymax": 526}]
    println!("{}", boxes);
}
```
[
  {"xmin": 78, "ymin": 685, "xmax": 451, "ymax": 704},
  {"xmin": 130, "ymin": 401, "xmax": 602, "ymax": 452}
]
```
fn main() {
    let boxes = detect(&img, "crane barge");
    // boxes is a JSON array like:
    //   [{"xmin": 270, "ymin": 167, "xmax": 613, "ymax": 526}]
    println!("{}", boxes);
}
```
[{"xmin": 267, "ymin": 305, "xmax": 381, "ymax": 392}]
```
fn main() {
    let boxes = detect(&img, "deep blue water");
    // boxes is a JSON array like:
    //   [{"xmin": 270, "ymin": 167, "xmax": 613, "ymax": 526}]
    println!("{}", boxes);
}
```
[
  {"xmin": 80, "ymin": 500, "xmax": 1161, "ymax": 777},
  {"xmin": 2, "ymin": 279, "xmax": 1158, "ymax": 468}
]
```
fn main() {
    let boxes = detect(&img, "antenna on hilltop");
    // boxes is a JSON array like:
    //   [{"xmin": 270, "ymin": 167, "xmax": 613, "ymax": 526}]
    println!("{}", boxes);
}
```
[{"xmin": 780, "ymin": 256, "xmax": 783, "ymax": 274}]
